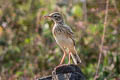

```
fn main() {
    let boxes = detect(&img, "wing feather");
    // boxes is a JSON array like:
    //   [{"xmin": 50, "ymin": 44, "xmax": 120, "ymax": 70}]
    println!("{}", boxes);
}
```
[{"xmin": 61, "ymin": 25, "xmax": 75, "ymax": 45}]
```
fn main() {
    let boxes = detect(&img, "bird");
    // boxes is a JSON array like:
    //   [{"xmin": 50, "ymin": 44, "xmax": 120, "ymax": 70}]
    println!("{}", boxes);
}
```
[{"xmin": 44, "ymin": 12, "xmax": 81, "ymax": 65}]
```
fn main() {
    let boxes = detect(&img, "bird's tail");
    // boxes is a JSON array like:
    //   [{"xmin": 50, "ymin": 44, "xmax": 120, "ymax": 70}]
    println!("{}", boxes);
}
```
[{"xmin": 71, "ymin": 51, "xmax": 81, "ymax": 65}]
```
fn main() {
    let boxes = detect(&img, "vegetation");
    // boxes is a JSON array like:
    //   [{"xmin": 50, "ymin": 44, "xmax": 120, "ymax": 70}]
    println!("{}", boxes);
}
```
[{"xmin": 0, "ymin": 0, "xmax": 120, "ymax": 80}]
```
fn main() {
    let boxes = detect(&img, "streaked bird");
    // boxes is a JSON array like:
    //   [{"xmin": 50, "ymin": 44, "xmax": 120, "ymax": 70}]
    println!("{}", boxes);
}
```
[{"xmin": 44, "ymin": 12, "xmax": 81, "ymax": 65}]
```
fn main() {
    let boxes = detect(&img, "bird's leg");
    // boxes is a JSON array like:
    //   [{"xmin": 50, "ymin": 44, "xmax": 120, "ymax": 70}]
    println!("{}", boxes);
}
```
[
  {"xmin": 55, "ymin": 50, "xmax": 67, "ymax": 69},
  {"xmin": 68, "ymin": 51, "xmax": 71, "ymax": 64},
  {"xmin": 60, "ymin": 51, "xmax": 67, "ymax": 65},
  {"xmin": 55, "ymin": 47, "xmax": 67, "ymax": 69}
]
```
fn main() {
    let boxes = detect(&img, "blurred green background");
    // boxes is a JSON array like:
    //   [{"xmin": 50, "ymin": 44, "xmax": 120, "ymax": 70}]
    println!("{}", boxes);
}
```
[{"xmin": 0, "ymin": 0, "xmax": 120, "ymax": 80}]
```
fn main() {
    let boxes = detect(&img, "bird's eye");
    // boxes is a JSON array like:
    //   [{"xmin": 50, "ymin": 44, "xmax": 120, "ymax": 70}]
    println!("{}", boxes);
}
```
[{"xmin": 54, "ymin": 15, "xmax": 57, "ymax": 17}]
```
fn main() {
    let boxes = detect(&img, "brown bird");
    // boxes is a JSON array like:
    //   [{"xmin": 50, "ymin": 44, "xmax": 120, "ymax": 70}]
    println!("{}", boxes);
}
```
[{"xmin": 44, "ymin": 12, "xmax": 81, "ymax": 65}]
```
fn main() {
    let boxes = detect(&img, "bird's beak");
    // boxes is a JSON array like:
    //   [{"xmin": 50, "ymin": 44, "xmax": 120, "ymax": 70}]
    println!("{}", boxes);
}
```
[{"xmin": 44, "ymin": 15, "xmax": 51, "ymax": 18}]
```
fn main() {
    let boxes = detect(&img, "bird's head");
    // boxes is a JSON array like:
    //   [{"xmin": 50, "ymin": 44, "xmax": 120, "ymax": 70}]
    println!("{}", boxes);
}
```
[{"xmin": 44, "ymin": 12, "xmax": 64, "ymax": 24}]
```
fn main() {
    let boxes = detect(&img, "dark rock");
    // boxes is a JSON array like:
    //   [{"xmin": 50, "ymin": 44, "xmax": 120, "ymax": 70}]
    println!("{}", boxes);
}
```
[{"xmin": 37, "ymin": 64, "xmax": 86, "ymax": 80}]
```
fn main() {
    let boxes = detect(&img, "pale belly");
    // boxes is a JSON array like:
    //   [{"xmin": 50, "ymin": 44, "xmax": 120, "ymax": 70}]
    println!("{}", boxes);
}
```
[{"xmin": 54, "ymin": 34, "xmax": 73, "ymax": 48}]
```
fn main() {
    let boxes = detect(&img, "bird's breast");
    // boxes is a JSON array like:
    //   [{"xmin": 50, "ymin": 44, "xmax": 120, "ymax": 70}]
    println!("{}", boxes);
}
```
[{"xmin": 53, "ymin": 30, "xmax": 73, "ymax": 48}]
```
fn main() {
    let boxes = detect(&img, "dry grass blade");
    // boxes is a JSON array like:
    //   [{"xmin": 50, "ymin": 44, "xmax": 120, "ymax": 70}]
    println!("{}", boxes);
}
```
[{"xmin": 94, "ymin": 0, "xmax": 109, "ymax": 80}]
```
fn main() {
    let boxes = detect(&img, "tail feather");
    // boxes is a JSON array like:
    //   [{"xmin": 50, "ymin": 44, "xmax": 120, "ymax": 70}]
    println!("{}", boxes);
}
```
[{"xmin": 71, "ymin": 53, "xmax": 81, "ymax": 65}]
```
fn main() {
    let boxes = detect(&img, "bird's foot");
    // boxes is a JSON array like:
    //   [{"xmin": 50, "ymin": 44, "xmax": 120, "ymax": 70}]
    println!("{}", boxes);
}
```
[
  {"xmin": 54, "ymin": 64, "xmax": 69, "ymax": 69},
  {"xmin": 68, "ymin": 60, "xmax": 71, "ymax": 65},
  {"xmin": 55, "ymin": 64, "xmax": 62, "ymax": 68}
]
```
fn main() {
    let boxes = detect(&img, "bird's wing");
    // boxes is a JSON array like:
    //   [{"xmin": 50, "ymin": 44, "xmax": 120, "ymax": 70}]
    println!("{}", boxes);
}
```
[{"xmin": 62, "ymin": 25, "xmax": 75, "ymax": 45}]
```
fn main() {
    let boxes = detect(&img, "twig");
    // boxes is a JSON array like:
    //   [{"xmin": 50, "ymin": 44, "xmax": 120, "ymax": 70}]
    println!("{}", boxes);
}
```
[
  {"xmin": 94, "ymin": 0, "xmax": 109, "ymax": 80},
  {"xmin": 82, "ymin": 0, "xmax": 87, "ymax": 22},
  {"xmin": 113, "ymin": 0, "xmax": 120, "ymax": 15}
]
